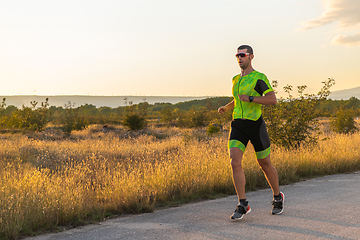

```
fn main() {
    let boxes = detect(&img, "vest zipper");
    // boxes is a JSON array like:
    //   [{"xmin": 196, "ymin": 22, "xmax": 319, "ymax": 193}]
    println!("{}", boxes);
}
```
[{"xmin": 238, "ymin": 76, "xmax": 244, "ymax": 118}]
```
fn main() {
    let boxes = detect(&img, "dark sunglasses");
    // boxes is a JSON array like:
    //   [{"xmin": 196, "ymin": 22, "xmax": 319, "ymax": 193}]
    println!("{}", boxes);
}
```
[{"xmin": 235, "ymin": 53, "xmax": 250, "ymax": 58}]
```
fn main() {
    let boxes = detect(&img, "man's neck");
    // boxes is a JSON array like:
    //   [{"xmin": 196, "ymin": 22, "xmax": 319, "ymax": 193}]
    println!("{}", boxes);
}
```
[{"xmin": 240, "ymin": 67, "xmax": 255, "ymax": 77}]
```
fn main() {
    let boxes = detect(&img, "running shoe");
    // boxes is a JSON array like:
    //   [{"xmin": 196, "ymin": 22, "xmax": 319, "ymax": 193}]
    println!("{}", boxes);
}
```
[
  {"xmin": 230, "ymin": 202, "xmax": 251, "ymax": 221},
  {"xmin": 271, "ymin": 192, "xmax": 285, "ymax": 215}
]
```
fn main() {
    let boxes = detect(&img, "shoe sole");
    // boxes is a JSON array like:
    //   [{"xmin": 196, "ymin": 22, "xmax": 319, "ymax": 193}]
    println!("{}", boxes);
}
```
[
  {"xmin": 272, "ymin": 192, "xmax": 285, "ymax": 215},
  {"xmin": 231, "ymin": 207, "xmax": 251, "ymax": 221}
]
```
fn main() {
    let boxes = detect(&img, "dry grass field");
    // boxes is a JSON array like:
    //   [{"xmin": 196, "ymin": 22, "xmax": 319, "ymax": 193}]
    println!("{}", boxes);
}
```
[{"xmin": 1, "ymin": 120, "xmax": 360, "ymax": 239}]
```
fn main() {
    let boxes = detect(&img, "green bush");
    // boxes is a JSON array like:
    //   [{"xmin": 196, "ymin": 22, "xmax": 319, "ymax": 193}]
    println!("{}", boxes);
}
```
[
  {"xmin": 61, "ymin": 102, "xmax": 89, "ymax": 135},
  {"xmin": 175, "ymin": 110, "xmax": 191, "ymax": 128},
  {"xmin": 160, "ymin": 106, "xmax": 174, "ymax": 123},
  {"xmin": 263, "ymin": 78, "xmax": 335, "ymax": 149},
  {"xmin": 5, "ymin": 99, "xmax": 50, "ymax": 131},
  {"xmin": 207, "ymin": 124, "xmax": 221, "ymax": 134},
  {"xmin": 174, "ymin": 108, "xmax": 209, "ymax": 128},
  {"xmin": 330, "ymin": 109, "xmax": 358, "ymax": 134},
  {"xmin": 123, "ymin": 113, "xmax": 146, "ymax": 130},
  {"xmin": 192, "ymin": 109, "xmax": 208, "ymax": 127}
]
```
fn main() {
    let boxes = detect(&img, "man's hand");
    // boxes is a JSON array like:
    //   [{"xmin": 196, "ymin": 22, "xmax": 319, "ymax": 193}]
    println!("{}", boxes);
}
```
[
  {"xmin": 218, "ymin": 106, "xmax": 227, "ymax": 115},
  {"xmin": 218, "ymin": 100, "xmax": 234, "ymax": 114}
]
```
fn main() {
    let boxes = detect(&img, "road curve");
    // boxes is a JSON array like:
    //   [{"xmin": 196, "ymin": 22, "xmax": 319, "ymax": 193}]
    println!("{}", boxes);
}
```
[{"xmin": 25, "ymin": 172, "xmax": 360, "ymax": 240}]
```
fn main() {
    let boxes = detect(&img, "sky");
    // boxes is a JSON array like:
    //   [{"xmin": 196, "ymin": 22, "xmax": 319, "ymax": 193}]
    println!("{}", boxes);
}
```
[{"xmin": 1, "ymin": 0, "xmax": 359, "ymax": 97}]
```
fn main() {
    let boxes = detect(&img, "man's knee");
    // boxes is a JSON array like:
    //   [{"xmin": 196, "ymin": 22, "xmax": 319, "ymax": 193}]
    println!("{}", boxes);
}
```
[
  {"xmin": 231, "ymin": 159, "xmax": 242, "ymax": 170},
  {"xmin": 257, "ymin": 156, "xmax": 272, "ymax": 170},
  {"xmin": 229, "ymin": 147, "xmax": 243, "ymax": 169}
]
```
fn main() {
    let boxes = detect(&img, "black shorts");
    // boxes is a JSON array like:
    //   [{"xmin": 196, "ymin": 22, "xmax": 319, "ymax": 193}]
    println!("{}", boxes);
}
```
[{"xmin": 228, "ymin": 116, "xmax": 271, "ymax": 159}]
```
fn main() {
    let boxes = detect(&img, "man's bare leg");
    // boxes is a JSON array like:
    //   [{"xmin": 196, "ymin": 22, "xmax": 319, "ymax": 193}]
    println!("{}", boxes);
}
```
[
  {"xmin": 257, "ymin": 154, "xmax": 280, "ymax": 195},
  {"xmin": 229, "ymin": 147, "xmax": 253, "ymax": 220},
  {"xmin": 229, "ymin": 147, "xmax": 246, "ymax": 200}
]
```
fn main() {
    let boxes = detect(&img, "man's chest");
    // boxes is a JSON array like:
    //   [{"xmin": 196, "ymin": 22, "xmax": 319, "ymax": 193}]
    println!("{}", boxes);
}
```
[{"xmin": 235, "ymin": 78, "xmax": 257, "ymax": 94}]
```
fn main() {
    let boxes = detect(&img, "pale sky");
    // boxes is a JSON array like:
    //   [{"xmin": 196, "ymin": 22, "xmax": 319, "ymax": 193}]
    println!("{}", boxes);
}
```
[{"xmin": 1, "ymin": 0, "xmax": 359, "ymax": 97}]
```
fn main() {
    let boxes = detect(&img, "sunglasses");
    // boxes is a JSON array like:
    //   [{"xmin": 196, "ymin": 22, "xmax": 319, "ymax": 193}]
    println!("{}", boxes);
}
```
[{"xmin": 235, "ymin": 53, "xmax": 250, "ymax": 58}]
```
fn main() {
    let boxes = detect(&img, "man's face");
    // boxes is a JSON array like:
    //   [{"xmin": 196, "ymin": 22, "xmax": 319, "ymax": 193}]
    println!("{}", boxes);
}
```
[{"xmin": 236, "ymin": 49, "xmax": 253, "ymax": 69}]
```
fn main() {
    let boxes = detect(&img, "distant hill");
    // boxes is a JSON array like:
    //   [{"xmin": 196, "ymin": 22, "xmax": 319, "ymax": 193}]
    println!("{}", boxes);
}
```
[
  {"xmin": 1, "ymin": 86, "xmax": 358, "ymax": 109},
  {"xmin": 0, "ymin": 95, "xmax": 210, "ymax": 108},
  {"xmin": 329, "ymin": 86, "xmax": 360, "ymax": 100}
]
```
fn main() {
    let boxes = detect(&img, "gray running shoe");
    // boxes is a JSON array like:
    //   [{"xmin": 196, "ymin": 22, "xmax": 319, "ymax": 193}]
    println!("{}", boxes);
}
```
[
  {"xmin": 271, "ymin": 192, "xmax": 285, "ymax": 215},
  {"xmin": 230, "ymin": 202, "xmax": 251, "ymax": 221}
]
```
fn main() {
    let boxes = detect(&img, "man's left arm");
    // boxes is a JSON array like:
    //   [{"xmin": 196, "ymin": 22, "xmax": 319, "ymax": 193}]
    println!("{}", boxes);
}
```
[{"xmin": 238, "ymin": 91, "xmax": 277, "ymax": 106}]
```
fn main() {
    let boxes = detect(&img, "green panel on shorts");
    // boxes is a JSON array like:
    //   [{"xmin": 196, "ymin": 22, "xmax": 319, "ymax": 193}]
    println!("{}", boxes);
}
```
[
  {"xmin": 228, "ymin": 139, "xmax": 246, "ymax": 152},
  {"xmin": 256, "ymin": 146, "xmax": 271, "ymax": 159}
]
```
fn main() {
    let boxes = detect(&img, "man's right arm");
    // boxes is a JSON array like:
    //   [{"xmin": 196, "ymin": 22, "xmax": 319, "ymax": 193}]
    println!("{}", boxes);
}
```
[{"xmin": 218, "ymin": 100, "xmax": 234, "ymax": 114}]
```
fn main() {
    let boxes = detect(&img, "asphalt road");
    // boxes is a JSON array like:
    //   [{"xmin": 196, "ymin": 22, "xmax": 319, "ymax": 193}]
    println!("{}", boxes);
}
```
[{"xmin": 26, "ymin": 172, "xmax": 360, "ymax": 240}]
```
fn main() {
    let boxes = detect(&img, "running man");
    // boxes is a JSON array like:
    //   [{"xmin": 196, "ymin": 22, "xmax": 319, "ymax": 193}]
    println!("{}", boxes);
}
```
[{"xmin": 218, "ymin": 45, "xmax": 284, "ymax": 221}]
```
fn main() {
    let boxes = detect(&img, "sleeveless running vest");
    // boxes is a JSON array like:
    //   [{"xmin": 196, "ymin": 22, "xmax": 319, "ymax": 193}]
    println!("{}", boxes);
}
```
[{"xmin": 232, "ymin": 71, "xmax": 273, "ymax": 121}]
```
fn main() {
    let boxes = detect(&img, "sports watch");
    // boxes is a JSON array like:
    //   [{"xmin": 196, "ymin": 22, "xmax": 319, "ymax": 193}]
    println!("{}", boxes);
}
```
[{"xmin": 249, "ymin": 96, "xmax": 254, "ymax": 102}]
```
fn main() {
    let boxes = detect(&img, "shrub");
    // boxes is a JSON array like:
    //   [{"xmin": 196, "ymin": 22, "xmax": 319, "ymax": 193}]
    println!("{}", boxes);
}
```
[
  {"xmin": 191, "ymin": 109, "xmax": 208, "ymax": 127},
  {"xmin": 61, "ymin": 102, "xmax": 89, "ymax": 135},
  {"xmin": 175, "ymin": 110, "xmax": 191, "ymax": 128},
  {"xmin": 207, "ymin": 124, "xmax": 221, "ymax": 134},
  {"xmin": 5, "ymin": 99, "xmax": 50, "ymax": 131},
  {"xmin": 123, "ymin": 113, "xmax": 146, "ymax": 130},
  {"xmin": 263, "ymin": 78, "xmax": 335, "ymax": 149},
  {"xmin": 330, "ymin": 108, "xmax": 358, "ymax": 134},
  {"xmin": 137, "ymin": 102, "xmax": 149, "ymax": 117},
  {"xmin": 160, "ymin": 106, "xmax": 174, "ymax": 124}
]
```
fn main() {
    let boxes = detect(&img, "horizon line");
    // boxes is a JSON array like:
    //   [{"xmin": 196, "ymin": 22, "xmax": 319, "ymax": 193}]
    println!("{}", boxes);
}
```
[{"xmin": 0, "ymin": 94, "xmax": 231, "ymax": 98}]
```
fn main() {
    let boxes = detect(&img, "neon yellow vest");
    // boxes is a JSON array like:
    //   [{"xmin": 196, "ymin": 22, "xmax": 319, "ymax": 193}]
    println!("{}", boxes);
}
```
[{"xmin": 232, "ymin": 71, "xmax": 273, "ymax": 121}]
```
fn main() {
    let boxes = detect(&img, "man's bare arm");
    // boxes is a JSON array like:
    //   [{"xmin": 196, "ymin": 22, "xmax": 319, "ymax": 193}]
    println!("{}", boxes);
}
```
[
  {"xmin": 238, "ymin": 91, "xmax": 277, "ymax": 106},
  {"xmin": 218, "ymin": 100, "xmax": 234, "ymax": 114}
]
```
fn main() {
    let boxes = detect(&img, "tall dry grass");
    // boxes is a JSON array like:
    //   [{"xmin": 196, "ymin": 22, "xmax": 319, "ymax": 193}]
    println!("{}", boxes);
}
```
[{"xmin": 1, "ymin": 126, "xmax": 360, "ymax": 239}]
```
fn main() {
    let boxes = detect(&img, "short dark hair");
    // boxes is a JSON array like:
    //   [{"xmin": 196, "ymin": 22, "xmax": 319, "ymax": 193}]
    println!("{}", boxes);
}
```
[{"xmin": 237, "ymin": 45, "xmax": 253, "ymax": 55}]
